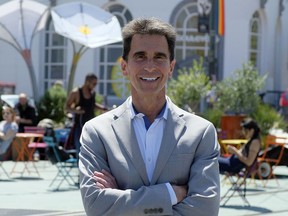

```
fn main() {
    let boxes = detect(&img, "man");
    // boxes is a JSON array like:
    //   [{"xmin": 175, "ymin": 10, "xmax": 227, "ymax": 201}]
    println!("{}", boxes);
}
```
[
  {"xmin": 14, "ymin": 93, "xmax": 37, "ymax": 132},
  {"xmin": 65, "ymin": 73, "xmax": 107, "ymax": 153},
  {"xmin": 79, "ymin": 18, "xmax": 220, "ymax": 216}
]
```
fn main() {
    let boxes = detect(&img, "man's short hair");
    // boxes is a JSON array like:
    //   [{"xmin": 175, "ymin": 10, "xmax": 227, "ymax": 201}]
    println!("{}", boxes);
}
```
[
  {"xmin": 85, "ymin": 73, "xmax": 98, "ymax": 82},
  {"xmin": 121, "ymin": 17, "xmax": 177, "ymax": 62}
]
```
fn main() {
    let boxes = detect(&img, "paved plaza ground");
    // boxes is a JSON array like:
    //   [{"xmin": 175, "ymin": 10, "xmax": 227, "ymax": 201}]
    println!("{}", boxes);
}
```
[{"xmin": 1, "ymin": 160, "xmax": 288, "ymax": 216}]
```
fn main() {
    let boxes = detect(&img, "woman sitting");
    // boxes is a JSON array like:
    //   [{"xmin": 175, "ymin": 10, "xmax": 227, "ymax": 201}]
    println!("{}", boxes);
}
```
[
  {"xmin": 219, "ymin": 118, "xmax": 261, "ymax": 173},
  {"xmin": 0, "ymin": 106, "xmax": 18, "ymax": 159}
]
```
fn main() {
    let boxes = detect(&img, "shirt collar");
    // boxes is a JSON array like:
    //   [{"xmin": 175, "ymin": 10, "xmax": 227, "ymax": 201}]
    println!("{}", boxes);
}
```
[{"xmin": 128, "ymin": 96, "xmax": 168, "ymax": 120}]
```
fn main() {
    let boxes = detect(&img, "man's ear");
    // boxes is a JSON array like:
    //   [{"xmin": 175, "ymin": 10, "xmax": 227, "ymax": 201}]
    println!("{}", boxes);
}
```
[
  {"xmin": 169, "ymin": 60, "xmax": 176, "ymax": 78},
  {"xmin": 121, "ymin": 58, "xmax": 128, "ymax": 76}
]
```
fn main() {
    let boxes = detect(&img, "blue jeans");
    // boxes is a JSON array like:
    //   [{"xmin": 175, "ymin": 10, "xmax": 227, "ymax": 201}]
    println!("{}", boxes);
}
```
[{"xmin": 219, "ymin": 154, "xmax": 245, "ymax": 173}]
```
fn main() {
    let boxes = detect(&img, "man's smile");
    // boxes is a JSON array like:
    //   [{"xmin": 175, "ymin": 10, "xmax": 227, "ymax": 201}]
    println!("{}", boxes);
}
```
[{"xmin": 140, "ymin": 77, "xmax": 159, "ymax": 81}]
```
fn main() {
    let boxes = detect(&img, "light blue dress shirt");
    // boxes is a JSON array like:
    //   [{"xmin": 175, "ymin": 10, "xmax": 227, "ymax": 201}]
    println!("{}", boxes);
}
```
[{"xmin": 128, "ymin": 97, "xmax": 177, "ymax": 205}]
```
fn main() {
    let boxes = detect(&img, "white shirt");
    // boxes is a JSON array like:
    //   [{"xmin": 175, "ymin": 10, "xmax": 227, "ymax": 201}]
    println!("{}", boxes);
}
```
[{"xmin": 128, "ymin": 97, "xmax": 177, "ymax": 205}]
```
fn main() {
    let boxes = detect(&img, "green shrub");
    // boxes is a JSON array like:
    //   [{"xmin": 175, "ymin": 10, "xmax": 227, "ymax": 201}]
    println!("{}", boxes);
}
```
[
  {"xmin": 215, "ymin": 62, "xmax": 266, "ymax": 114},
  {"xmin": 250, "ymin": 103, "xmax": 287, "ymax": 136},
  {"xmin": 202, "ymin": 107, "xmax": 223, "ymax": 129},
  {"xmin": 167, "ymin": 58, "xmax": 210, "ymax": 113},
  {"xmin": 37, "ymin": 84, "xmax": 67, "ymax": 123}
]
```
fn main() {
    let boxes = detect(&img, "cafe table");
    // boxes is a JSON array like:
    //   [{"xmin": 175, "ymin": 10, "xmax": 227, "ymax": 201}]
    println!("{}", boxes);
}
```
[
  {"xmin": 10, "ymin": 133, "xmax": 44, "ymax": 176},
  {"xmin": 219, "ymin": 139, "xmax": 248, "ymax": 154}
]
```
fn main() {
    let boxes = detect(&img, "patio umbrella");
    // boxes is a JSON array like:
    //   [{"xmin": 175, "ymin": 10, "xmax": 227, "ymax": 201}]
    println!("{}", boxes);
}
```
[
  {"xmin": 51, "ymin": 2, "xmax": 122, "ymax": 93},
  {"xmin": 51, "ymin": 2, "xmax": 122, "ymax": 48},
  {"xmin": 0, "ymin": 0, "xmax": 50, "ymax": 101}
]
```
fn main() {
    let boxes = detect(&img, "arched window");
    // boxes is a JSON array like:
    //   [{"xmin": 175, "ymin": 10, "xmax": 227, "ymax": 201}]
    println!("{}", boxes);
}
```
[
  {"xmin": 171, "ymin": 1, "xmax": 210, "ymax": 72},
  {"xmin": 98, "ymin": 4, "xmax": 133, "ymax": 105},
  {"xmin": 43, "ymin": 17, "xmax": 67, "ymax": 92},
  {"xmin": 249, "ymin": 12, "xmax": 261, "ymax": 68}
]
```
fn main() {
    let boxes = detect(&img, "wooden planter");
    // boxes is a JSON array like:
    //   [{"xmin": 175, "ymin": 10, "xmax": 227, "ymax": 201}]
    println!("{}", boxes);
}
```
[{"xmin": 220, "ymin": 115, "xmax": 247, "ymax": 139}]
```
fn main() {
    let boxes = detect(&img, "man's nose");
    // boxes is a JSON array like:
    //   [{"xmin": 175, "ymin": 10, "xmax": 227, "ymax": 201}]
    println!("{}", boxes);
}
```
[{"xmin": 144, "ymin": 59, "xmax": 156, "ymax": 72}]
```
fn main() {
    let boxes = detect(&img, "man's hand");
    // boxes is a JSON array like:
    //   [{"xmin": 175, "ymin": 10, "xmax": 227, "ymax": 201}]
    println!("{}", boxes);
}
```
[
  {"xmin": 93, "ymin": 170, "xmax": 118, "ymax": 189},
  {"xmin": 75, "ymin": 106, "xmax": 85, "ymax": 114},
  {"xmin": 172, "ymin": 185, "xmax": 188, "ymax": 203},
  {"xmin": 15, "ymin": 116, "xmax": 21, "ymax": 123}
]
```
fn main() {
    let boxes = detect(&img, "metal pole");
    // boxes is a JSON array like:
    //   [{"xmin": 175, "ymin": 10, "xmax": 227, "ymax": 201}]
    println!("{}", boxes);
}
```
[{"xmin": 208, "ymin": 0, "xmax": 217, "ymax": 80}]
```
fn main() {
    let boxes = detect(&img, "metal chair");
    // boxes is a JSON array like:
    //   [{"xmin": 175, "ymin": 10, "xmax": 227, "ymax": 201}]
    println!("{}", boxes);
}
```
[
  {"xmin": 54, "ymin": 128, "xmax": 71, "ymax": 146},
  {"xmin": 257, "ymin": 135, "xmax": 286, "ymax": 186},
  {"xmin": 24, "ymin": 126, "xmax": 45, "ymax": 137},
  {"xmin": 43, "ymin": 136, "xmax": 78, "ymax": 190},
  {"xmin": 220, "ymin": 158, "xmax": 259, "ymax": 206},
  {"xmin": 25, "ymin": 126, "xmax": 47, "ymax": 160}
]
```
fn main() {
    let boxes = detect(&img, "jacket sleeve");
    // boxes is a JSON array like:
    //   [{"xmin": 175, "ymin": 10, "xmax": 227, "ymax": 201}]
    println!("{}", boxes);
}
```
[{"xmin": 172, "ymin": 123, "xmax": 220, "ymax": 216}]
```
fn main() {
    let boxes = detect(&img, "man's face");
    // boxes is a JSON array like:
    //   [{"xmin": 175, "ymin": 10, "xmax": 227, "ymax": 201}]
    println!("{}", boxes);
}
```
[
  {"xmin": 88, "ymin": 79, "xmax": 97, "ymax": 91},
  {"xmin": 121, "ymin": 34, "xmax": 175, "ymax": 96},
  {"xmin": 19, "ymin": 96, "xmax": 27, "ymax": 106}
]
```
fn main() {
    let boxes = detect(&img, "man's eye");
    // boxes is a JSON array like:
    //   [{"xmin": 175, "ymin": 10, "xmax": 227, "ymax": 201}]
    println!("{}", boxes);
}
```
[
  {"xmin": 135, "ymin": 55, "xmax": 145, "ymax": 60},
  {"xmin": 155, "ymin": 56, "xmax": 166, "ymax": 62},
  {"xmin": 155, "ymin": 54, "xmax": 167, "ymax": 60}
]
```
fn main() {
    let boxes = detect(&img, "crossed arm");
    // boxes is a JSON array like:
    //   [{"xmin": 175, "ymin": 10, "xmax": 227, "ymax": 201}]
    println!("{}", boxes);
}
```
[
  {"xmin": 79, "ymin": 120, "xmax": 220, "ymax": 216},
  {"xmin": 93, "ymin": 169, "xmax": 187, "ymax": 203}
]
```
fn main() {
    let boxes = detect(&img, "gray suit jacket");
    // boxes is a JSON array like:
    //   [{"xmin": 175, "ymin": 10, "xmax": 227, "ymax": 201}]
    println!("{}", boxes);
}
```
[{"xmin": 79, "ymin": 97, "xmax": 220, "ymax": 216}]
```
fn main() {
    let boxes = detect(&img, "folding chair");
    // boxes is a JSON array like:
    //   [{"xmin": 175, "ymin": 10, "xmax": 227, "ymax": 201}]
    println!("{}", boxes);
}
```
[
  {"xmin": 220, "ymin": 159, "xmax": 259, "ymax": 206},
  {"xmin": 54, "ymin": 128, "xmax": 77, "ymax": 158},
  {"xmin": 54, "ymin": 128, "xmax": 70, "ymax": 146},
  {"xmin": 257, "ymin": 135, "xmax": 286, "ymax": 187},
  {"xmin": 24, "ymin": 126, "xmax": 46, "ymax": 138},
  {"xmin": 43, "ymin": 136, "xmax": 78, "ymax": 190},
  {"xmin": 25, "ymin": 126, "xmax": 47, "ymax": 160}
]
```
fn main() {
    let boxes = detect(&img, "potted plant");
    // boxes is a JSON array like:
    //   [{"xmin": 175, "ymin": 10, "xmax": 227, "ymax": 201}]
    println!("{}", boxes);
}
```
[
  {"xmin": 251, "ymin": 103, "xmax": 287, "ymax": 137},
  {"xmin": 167, "ymin": 58, "xmax": 211, "ymax": 113},
  {"xmin": 215, "ymin": 62, "xmax": 267, "ymax": 138}
]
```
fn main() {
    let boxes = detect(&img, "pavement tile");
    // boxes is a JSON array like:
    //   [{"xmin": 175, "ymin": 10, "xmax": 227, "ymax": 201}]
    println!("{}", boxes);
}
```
[{"xmin": 1, "ymin": 161, "xmax": 288, "ymax": 216}]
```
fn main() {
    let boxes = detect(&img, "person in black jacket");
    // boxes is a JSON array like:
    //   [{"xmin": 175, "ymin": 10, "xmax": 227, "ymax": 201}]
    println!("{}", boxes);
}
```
[{"xmin": 14, "ymin": 93, "xmax": 37, "ymax": 132}]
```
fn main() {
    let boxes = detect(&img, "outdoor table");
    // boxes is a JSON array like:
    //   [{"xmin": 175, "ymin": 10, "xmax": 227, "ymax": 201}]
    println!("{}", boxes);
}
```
[
  {"xmin": 10, "ymin": 133, "xmax": 43, "ymax": 176},
  {"xmin": 219, "ymin": 139, "xmax": 247, "ymax": 154}
]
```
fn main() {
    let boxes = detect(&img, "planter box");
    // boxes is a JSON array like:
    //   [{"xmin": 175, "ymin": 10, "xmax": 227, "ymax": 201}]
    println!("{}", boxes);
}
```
[{"xmin": 221, "ymin": 115, "xmax": 247, "ymax": 139}]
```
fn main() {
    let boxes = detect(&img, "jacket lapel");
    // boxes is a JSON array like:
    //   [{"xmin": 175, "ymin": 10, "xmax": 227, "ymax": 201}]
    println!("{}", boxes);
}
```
[
  {"xmin": 151, "ymin": 103, "xmax": 186, "ymax": 185},
  {"xmin": 111, "ymin": 103, "xmax": 150, "ymax": 185}
]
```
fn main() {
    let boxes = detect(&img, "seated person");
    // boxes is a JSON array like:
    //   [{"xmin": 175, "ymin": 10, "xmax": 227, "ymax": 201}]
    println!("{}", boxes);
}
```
[
  {"xmin": 219, "ymin": 118, "xmax": 261, "ymax": 173},
  {"xmin": 14, "ymin": 93, "xmax": 37, "ymax": 132},
  {"xmin": 0, "ymin": 106, "xmax": 18, "ymax": 160}
]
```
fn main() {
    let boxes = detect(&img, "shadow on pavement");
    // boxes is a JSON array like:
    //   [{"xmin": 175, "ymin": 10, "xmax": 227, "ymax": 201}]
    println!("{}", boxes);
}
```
[{"xmin": 220, "ymin": 204, "xmax": 272, "ymax": 214}]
